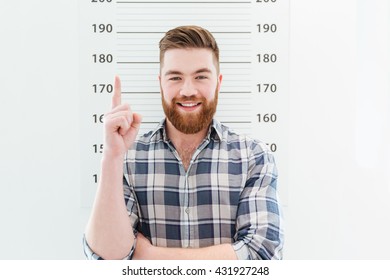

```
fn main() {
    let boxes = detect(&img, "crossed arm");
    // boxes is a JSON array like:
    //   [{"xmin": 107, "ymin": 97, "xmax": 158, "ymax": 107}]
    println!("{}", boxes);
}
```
[{"xmin": 133, "ymin": 233, "xmax": 237, "ymax": 260}]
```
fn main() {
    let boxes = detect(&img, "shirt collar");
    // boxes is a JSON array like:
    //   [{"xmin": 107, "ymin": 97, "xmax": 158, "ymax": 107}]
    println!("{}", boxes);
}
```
[{"xmin": 150, "ymin": 118, "xmax": 222, "ymax": 142}]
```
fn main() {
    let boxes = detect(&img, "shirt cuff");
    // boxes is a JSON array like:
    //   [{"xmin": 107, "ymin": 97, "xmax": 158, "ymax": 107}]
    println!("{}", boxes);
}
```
[
  {"xmin": 232, "ymin": 240, "xmax": 251, "ymax": 260},
  {"xmin": 82, "ymin": 234, "xmax": 137, "ymax": 260}
]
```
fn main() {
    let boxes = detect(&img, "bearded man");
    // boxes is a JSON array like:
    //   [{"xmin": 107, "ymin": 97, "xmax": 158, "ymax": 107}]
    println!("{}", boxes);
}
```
[{"xmin": 84, "ymin": 25, "xmax": 284, "ymax": 260}]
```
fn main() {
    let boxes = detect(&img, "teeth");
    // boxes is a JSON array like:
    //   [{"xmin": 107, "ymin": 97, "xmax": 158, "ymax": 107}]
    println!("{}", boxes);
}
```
[{"xmin": 181, "ymin": 103, "xmax": 198, "ymax": 107}]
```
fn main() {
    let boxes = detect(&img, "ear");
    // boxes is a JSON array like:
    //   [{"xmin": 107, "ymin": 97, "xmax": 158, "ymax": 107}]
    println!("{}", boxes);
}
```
[{"xmin": 217, "ymin": 74, "xmax": 223, "ymax": 91}]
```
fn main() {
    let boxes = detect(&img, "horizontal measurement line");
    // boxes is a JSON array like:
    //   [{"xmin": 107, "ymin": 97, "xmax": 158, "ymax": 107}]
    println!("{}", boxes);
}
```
[
  {"xmin": 117, "ymin": 43, "xmax": 252, "ymax": 45},
  {"xmin": 117, "ymin": 32, "xmax": 163, "ymax": 34},
  {"xmin": 116, "ymin": 25, "xmax": 251, "ymax": 27},
  {"xmin": 116, "ymin": 19, "xmax": 251, "ymax": 22},
  {"xmin": 117, "ymin": 61, "xmax": 251, "ymax": 64},
  {"xmin": 117, "ymin": 2, "xmax": 251, "ymax": 4},
  {"xmin": 225, "ymin": 61, "xmax": 252, "ymax": 64},
  {"xmin": 117, "ymin": 31, "xmax": 251, "ymax": 34},
  {"xmin": 122, "ymin": 91, "xmax": 252, "ymax": 94},
  {"xmin": 117, "ymin": 62, "xmax": 158, "ymax": 64},
  {"xmin": 140, "ymin": 121, "xmax": 252, "ymax": 124},
  {"xmin": 222, "ymin": 121, "xmax": 252, "ymax": 124},
  {"xmin": 116, "ymin": 13, "xmax": 251, "ymax": 16},
  {"xmin": 122, "ymin": 92, "xmax": 159, "ymax": 94},
  {"xmin": 222, "ymin": 91, "xmax": 251, "ymax": 93}
]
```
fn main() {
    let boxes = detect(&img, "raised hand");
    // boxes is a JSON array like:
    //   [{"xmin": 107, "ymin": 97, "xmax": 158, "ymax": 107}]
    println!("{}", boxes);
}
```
[{"xmin": 103, "ymin": 76, "xmax": 142, "ymax": 158}]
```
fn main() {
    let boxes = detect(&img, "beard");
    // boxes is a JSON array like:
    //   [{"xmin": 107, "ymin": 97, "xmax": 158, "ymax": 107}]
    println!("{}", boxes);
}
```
[{"xmin": 161, "ymin": 88, "xmax": 218, "ymax": 134}]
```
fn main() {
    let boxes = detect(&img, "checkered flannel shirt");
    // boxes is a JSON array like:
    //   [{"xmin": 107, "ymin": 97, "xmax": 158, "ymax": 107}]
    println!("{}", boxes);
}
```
[{"xmin": 83, "ymin": 119, "xmax": 283, "ymax": 260}]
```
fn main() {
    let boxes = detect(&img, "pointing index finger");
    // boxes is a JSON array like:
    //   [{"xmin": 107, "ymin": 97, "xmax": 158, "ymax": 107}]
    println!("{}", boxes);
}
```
[{"xmin": 111, "ymin": 75, "xmax": 122, "ymax": 109}]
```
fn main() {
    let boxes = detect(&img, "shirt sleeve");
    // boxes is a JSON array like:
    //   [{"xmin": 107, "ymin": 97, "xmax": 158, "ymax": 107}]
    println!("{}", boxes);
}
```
[
  {"xmin": 82, "ymin": 171, "xmax": 140, "ymax": 260},
  {"xmin": 233, "ymin": 141, "xmax": 284, "ymax": 260},
  {"xmin": 82, "ymin": 233, "xmax": 137, "ymax": 260}
]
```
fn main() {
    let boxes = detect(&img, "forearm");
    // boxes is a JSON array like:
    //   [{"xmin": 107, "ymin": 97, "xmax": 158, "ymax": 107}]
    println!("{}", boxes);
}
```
[
  {"xmin": 152, "ymin": 244, "xmax": 237, "ymax": 260},
  {"xmin": 85, "ymin": 155, "xmax": 134, "ymax": 259},
  {"xmin": 134, "ymin": 235, "xmax": 237, "ymax": 260}
]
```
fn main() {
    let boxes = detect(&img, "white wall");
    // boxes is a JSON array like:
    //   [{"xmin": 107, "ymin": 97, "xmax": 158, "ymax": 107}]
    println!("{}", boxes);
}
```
[
  {"xmin": 0, "ymin": 0, "xmax": 389, "ymax": 259},
  {"xmin": 0, "ymin": 0, "xmax": 86, "ymax": 259},
  {"xmin": 286, "ymin": 0, "xmax": 390, "ymax": 259}
]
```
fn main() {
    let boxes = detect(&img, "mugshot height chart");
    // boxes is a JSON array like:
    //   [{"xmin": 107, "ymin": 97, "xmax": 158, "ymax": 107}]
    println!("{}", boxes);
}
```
[{"xmin": 79, "ymin": 0, "xmax": 289, "ymax": 207}]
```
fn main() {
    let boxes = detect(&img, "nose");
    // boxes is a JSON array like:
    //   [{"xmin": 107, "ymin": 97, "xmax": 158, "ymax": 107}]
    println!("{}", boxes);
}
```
[{"xmin": 180, "ymin": 79, "xmax": 197, "ymax": 97}]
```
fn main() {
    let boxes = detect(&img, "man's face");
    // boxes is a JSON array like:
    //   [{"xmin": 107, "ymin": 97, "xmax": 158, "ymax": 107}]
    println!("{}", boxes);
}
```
[{"xmin": 159, "ymin": 48, "xmax": 222, "ymax": 134}]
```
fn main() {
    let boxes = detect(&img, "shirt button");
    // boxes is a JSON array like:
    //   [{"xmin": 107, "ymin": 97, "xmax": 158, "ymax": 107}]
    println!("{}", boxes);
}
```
[{"xmin": 185, "ymin": 208, "xmax": 190, "ymax": 214}]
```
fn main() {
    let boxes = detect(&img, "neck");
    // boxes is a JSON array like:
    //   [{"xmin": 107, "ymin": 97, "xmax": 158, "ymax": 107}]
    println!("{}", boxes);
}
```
[{"xmin": 165, "ymin": 119, "xmax": 209, "ymax": 150}]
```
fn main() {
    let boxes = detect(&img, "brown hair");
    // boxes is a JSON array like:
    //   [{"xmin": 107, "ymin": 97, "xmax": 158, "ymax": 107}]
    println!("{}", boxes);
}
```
[{"xmin": 159, "ymin": 25, "xmax": 220, "ymax": 72}]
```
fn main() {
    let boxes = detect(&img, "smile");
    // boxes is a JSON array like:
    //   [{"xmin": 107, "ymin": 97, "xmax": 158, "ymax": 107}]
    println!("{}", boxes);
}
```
[
  {"xmin": 176, "ymin": 102, "xmax": 202, "ymax": 111},
  {"xmin": 178, "ymin": 102, "xmax": 201, "ymax": 107}
]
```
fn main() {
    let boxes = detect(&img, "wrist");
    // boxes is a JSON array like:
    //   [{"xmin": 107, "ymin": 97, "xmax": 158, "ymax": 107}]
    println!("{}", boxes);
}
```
[
  {"xmin": 133, "ymin": 234, "xmax": 155, "ymax": 260},
  {"xmin": 101, "ymin": 152, "xmax": 125, "ymax": 165},
  {"xmin": 146, "ymin": 242, "xmax": 158, "ymax": 260}
]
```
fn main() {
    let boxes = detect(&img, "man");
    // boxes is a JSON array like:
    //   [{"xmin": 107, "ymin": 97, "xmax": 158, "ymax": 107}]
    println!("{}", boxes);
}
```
[{"xmin": 84, "ymin": 25, "xmax": 283, "ymax": 260}]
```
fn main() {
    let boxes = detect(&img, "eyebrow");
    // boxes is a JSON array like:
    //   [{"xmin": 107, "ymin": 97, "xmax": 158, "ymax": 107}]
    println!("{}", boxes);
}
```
[
  {"xmin": 164, "ymin": 70, "xmax": 183, "ymax": 76},
  {"xmin": 194, "ymin": 68, "xmax": 212, "ymax": 74},
  {"xmin": 164, "ymin": 68, "xmax": 212, "ymax": 76}
]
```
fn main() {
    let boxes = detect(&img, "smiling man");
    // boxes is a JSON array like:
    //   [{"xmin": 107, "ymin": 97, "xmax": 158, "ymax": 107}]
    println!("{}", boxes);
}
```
[{"xmin": 84, "ymin": 25, "xmax": 284, "ymax": 260}]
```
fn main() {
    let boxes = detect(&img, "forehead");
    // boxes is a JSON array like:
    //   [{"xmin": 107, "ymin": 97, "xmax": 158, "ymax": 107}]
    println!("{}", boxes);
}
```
[{"xmin": 161, "ymin": 48, "xmax": 217, "ymax": 74}]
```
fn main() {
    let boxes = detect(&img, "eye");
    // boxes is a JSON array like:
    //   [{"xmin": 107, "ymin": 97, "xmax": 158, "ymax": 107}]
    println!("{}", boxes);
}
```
[
  {"xmin": 169, "ymin": 77, "xmax": 181, "ymax": 81},
  {"xmin": 196, "ymin": 75, "xmax": 208, "ymax": 80}
]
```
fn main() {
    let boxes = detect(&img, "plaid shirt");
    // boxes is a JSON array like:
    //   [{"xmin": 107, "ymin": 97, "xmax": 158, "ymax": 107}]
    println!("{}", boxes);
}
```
[{"xmin": 84, "ymin": 119, "xmax": 283, "ymax": 260}]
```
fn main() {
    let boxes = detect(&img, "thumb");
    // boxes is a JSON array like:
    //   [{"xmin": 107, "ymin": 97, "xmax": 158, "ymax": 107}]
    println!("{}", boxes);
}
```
[
  {"xmin": 123, "ymin": 113, "xmax": 142, "ymax": 148},
  {"xmin": 131, "ymin": 113, "xmax": 142, "ymax": 130}
]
